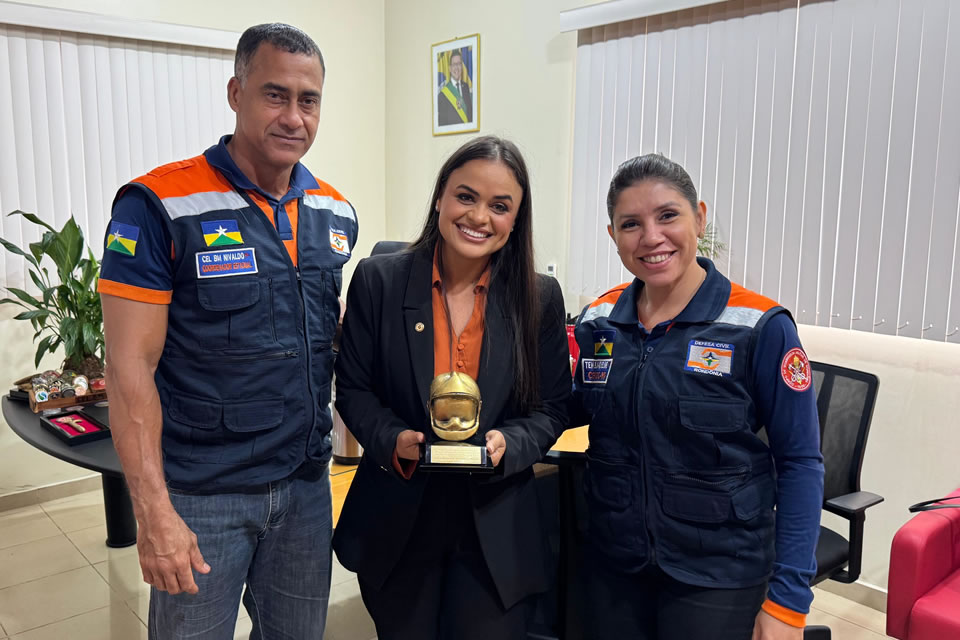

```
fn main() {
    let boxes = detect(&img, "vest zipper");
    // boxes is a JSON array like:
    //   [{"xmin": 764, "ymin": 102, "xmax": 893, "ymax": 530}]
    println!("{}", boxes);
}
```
[
  {"xmin": 190, "ymin": 349, "xmax": 299, "ymax": 362},
  {"xmin": 634, "ymin": 333, "xmax": 660, "ymax": 567},
  {"xmin": 666, "ymin": 466, "xmax": 749, "ymax": 487}
]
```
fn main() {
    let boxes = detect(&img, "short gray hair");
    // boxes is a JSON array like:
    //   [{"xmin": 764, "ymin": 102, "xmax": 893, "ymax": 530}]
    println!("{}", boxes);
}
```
[{"xmin": 234, "ymin": 23, "xmax": 325, "ymax": 84}]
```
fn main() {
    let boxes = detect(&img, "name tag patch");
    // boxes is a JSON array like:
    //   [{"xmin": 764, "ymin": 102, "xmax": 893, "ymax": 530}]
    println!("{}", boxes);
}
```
[
  {"xmin": 330, "ymin": 227, "xmax": 350, "ymax": 256},
  {"xmin": 685, "ymin": 340, "xmax": 734, "ymax": 377},
  {"xmin": 582, "ymin": 358, "xmax": 613, "ymax": 384},
  {"xmin": 196, "ymin": 248, "xmax": 258, "ymax": 279}
]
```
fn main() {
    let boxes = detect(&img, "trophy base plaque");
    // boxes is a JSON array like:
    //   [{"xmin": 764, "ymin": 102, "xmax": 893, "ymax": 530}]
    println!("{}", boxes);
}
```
[{"xmin": 420, "ymin": 441, "xmax": 494, "ymax": 473}]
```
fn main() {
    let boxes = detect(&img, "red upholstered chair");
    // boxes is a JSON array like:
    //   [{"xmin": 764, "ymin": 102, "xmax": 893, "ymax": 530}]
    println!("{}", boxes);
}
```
[{"xmin": 886, "ymin": 488, "xmax": 960, "ymax": 639}]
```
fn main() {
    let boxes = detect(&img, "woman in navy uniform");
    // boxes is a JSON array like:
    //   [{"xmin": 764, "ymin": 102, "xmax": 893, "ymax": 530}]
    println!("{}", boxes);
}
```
[
  {"xmin": 333, "ymin": 136, "xmax": 571, "ymax": 639},
  {"xmin": 571, "ymin": 154, "xmax": 824, "ymax": 640}
]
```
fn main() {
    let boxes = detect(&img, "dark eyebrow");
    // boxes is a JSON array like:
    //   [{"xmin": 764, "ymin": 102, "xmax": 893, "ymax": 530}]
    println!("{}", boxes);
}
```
[
  {"xmin": 655, "ymin": 201, "xmax": 683, "ymax": 211},
  {"xmin": 261, "ymin": 82, "xmax": 322, "ymax": 101},
  {"xmin": 455, "ymin": 184, "xmax": 514, "ymax": 202}
]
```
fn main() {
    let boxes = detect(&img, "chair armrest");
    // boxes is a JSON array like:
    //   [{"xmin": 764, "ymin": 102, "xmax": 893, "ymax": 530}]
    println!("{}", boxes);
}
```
[{"xmin": 824, "ymin": 491, "xmax": 883, "ymax": 518}]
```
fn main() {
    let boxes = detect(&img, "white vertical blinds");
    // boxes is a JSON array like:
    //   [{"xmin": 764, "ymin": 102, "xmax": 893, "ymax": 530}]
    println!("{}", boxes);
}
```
[
  {"xmin": 0, "ymin": 23, "xmax": 234, "ymax": 290},
  {"xmin": 568, "ymin": 0, "xmax": 960, "ymax": 343}
]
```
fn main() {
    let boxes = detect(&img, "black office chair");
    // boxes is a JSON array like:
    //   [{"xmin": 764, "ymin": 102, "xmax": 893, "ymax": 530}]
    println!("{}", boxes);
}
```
[
  {"xmin": 370, "ymin": 240, "xmax": 409, "ymax": 256},
  {"xmin": 797, "ymin": 362, "xmax": 884, "ymax": 640},
  {"xmin": 809, "ymin": 361, "xmax": 883, "ymax": 587}
]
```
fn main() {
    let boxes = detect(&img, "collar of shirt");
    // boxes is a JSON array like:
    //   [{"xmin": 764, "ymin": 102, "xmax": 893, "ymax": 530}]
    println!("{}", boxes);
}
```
[
  {"xmin": 605, "ymin": 257, "xmax": 731, "ymax": 328},
  {"xmin": 430, "ymin": 244, "xmax": 491, "ymax": 294},
  {"xmin": 203, "ymin": 135, "xmax": 319, "ymax": 206}
]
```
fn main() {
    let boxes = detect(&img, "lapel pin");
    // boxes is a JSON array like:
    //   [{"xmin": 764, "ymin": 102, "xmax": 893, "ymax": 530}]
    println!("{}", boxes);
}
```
[{"xmin": 415, "ymin": 322, "xmax": 425, "ymax": 333}]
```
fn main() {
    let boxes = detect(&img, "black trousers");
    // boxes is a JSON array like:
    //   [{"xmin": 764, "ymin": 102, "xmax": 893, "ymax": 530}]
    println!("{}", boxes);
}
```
[
  {"xmin": 358, "ymin": 476, "xmax": 531, "ymax": 640},
  {"xmin": 585, "ymin": 559, "xmax": 767, "ymax": 640}
]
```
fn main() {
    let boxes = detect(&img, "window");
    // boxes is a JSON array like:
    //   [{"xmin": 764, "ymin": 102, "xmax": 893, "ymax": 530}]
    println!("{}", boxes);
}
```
[
  {"xmin": 567, "ymin": 0, "xmax": 960, "ymax": 342},
  {"xmin": 0, "ymin": 10, "xmax": 235, "ymax": 290}
]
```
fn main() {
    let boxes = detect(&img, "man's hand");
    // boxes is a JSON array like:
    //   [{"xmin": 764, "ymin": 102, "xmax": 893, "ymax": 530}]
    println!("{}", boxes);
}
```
[
  {"xmin": 395, "ymin": 429, "xmax": 425, "ymax": 460},
  {"xmin": 138, "ymin": 506, "xmax": 210, "ymax": 595},
  {"xmin": 752, "ymin": 610, "xmax": 803, "ymax": 640},
  {"xmin": 485, "ymin": 430, "xmax": 506, "ymax": 467}
]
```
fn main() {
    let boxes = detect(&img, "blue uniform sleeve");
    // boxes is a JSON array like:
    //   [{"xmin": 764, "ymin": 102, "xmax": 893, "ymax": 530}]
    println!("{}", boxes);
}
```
[
  {"xmin": 752, "ymin": 312, "xmax": 825, "ymax": 622},
  {"xmin": 98, "ymin": 188, "xmax": 174, "ymax": 304}
]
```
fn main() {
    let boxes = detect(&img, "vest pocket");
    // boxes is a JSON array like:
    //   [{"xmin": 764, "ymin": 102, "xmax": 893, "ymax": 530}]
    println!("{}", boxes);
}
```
[
  {"xmin": 584, "ymin": 453, "xmax": 647, "ymax": 565},
  {"xmin": 196, "ymin": 279, "xmax": 275, "ymax": 349},
  {"xmin": 676, "ymin": 396, "xmax": 748, "ymax": 469},
  {"xmin": 165, "ymin": 392, "xmax": 284, "ymax": 464}
]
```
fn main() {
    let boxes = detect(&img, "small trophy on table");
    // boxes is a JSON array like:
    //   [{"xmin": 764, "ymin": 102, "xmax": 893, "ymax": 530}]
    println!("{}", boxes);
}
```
[{"xmin": 420, "ymin": 371, "xmax": 493, "ymax": 472}]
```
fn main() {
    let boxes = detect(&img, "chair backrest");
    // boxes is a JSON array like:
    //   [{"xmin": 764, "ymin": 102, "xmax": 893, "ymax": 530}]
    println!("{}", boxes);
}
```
[
  {"xmin": 370, "ymin": 240, "xmax": 409, "ymax": 256},
  {"xmin": 811, "ymin": 361, "xmax": 879, "ymax": 502}
]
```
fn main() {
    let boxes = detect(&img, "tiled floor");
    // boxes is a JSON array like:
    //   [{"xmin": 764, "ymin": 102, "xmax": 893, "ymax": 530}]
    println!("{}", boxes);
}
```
[
  {"xmin": 0, "ymin": 484, "xmax": 890, "ymax": 639},
  {"xmin": 0, "ymin": 489, "xmax": 376, "ymax": 640}
]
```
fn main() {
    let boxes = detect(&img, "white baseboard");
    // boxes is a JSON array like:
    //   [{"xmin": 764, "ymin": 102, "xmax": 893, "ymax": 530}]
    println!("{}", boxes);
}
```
[
  {"xmin": 818, "ymin": 578, "xmax": 888, "ymax": 613},
  {"xmin": 0, "ymin": 474, "xmax": 100, "ymax": 513}
]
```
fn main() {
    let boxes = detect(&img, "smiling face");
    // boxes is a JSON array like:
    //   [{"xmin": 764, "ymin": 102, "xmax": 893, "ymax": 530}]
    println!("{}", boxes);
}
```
[
  {"xmin": 449, "ymin": 53, "xmax": 463, "ymax": 82},
  {"xmin": 436, "ymin": 159, "xmax": 522, "ymax": 266},
  {"xmin": 608, "ymin": 179, "xmax": 707, "ymax": 291},
  {"xmin": 227, "ymin": 43, "xmax": 324, "ymax": 173}
]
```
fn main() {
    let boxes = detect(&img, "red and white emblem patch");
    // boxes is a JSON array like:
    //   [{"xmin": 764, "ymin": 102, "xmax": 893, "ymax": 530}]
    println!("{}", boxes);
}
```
[{"xmin": 780, "ymin": 348, "xmax": 812, "ymax": 392}]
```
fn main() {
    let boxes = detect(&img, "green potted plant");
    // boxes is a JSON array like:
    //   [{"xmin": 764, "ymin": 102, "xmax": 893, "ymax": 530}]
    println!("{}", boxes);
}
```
[{"xmin": 0, "ymin": 210, "xmax": 104, "ymax": 378}]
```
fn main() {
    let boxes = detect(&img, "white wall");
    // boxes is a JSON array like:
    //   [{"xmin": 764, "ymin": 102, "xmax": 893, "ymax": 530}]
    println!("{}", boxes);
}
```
[
  {"xmin": 799, "ymin": 325, "xmax": 960, "ymax": 593},
  {"xmin": 383, "ymin": 0, "xmax": 603, "ymax": 314}
]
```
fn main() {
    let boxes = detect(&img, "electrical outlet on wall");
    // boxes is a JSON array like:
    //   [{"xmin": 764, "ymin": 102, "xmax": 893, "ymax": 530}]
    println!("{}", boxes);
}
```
[{"xmin": 545, "ymin": 263, "xmax": 558, "ymax": 279}]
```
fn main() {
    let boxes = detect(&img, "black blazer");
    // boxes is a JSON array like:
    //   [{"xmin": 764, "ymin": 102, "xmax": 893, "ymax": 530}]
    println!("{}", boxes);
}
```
[{"xmin": 332, "ymin": 248, "xmax": 571, "ymax": 608}]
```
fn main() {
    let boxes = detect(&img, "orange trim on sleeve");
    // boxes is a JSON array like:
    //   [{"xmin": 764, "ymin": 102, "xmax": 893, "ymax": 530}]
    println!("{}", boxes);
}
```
[
  {"xmin": 98, "ymin": 279, "xmax": 172, "ymax": 305},
  {"xmin": 761, "ymin": 599, "xmax": 807, "ymax": 628},
  {"xmin": 728, "ymin": 282, "xmax": 780, "ymax": 313}
]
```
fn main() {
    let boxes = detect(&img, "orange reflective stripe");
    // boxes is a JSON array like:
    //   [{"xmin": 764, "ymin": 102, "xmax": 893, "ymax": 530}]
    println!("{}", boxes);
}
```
[
  {"xmin": 728, "ymin": 282, "xmax": 779, "ymax": 312},
  {"xmin": 305, "ymin": 177, "xmax": 349, "ymax": 202},
  {"xmin": 283, "ymin": 199, "xmax": 299, "ymax": 267},
  {"xmin": 761, "ymin": 599, "xmax": 807, "ymax": 628},
  {"xmin": 589, "ymin": 282, "xmax": 631, "ymax": 309},
  {"xmin": 98, "ymin": 279, "xmax": 172, "ymax": 305},
  {"xmin": 133, "ymin": 155, "xmax": 234, "ymax": 199}
]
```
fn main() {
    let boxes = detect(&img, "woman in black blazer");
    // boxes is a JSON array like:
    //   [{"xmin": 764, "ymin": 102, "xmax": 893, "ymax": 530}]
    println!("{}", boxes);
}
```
[{"xmin": 332, "ymin": 136, "xmax": 571, "ymax": 640}]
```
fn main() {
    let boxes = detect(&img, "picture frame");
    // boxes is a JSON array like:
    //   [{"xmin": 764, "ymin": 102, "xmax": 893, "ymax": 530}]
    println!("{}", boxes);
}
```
[
  {"xmin": 432, "ymin": 34, "xmax": 480, "ymax": 136},
  {"xmin": 40, "ymin": 410, "xmax": 111, "ymax": 446}
]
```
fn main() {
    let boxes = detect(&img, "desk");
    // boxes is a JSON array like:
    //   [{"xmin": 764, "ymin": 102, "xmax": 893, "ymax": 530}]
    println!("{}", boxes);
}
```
[
  {"xmin": 2, "ymin": 396, "xmax": 137, "ymax": 547},
  {"xmin": 543, "ymin": 426, "xmax": 588, "ymax": 640}
]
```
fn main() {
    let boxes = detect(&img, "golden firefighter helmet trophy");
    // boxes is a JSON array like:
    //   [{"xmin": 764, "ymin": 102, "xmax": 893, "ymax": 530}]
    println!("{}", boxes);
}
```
[{"xmin": 421, "ymin": 371, "xmax": 493, "ymax": 471}]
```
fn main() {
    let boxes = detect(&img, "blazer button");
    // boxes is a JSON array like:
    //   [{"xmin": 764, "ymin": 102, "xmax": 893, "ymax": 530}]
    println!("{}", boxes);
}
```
[{"xmin": 415, "ymin": 322, "xmax": 425, "ymax": 332}]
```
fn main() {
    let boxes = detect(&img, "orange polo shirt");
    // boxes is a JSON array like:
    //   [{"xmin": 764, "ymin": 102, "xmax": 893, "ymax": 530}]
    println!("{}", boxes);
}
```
[
  {"xmin": 431, "ymin": 251, "xmax": 490, "ymax": 380},
  {"xmin": 393, "ymin": 248, "xmax": 490, "ymax": 477}
]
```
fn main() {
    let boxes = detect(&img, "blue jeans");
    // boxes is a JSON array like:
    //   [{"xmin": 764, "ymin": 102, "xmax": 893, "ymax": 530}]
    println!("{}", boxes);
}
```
[{"xmin": 149, "ymin": 462, "xmax": 332, "ymax": 639}]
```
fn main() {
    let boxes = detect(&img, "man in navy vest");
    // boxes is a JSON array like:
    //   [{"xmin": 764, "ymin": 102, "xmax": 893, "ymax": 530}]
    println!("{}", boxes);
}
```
[{"xmin": 99, "ymin": 23, "xmax": 357, "ymax": 639}]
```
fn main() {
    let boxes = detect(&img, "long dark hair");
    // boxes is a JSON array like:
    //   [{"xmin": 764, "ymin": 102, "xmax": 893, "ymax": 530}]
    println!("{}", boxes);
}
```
[{"xmin": 409, "ymin": 136, "xmax": 540, "ymax": 414}]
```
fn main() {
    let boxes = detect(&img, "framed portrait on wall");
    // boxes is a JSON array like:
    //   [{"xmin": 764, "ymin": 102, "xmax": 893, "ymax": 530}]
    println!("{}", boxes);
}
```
[{"xmin": 432, "ymin": 34, "xmax": 479, "ymax": 136}]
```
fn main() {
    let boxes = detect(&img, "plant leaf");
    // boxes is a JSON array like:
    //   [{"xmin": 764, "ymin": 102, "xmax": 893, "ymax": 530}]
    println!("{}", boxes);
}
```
[
  {"xmin": 9, "ymin": 210, "xmax": 56, "ymax": 233},
  {"xmin": 14, "ymin": 309, "xmax": 50, "ymax": 321},
  {"xmin": 4, "ymin": 287, "xmax": 44, "ymax": 309},
  {"xmin": 34, "ymin": 335, "xmax": 54, "ymax": 368},
  {"xmin": 0, "ymin": 237, "xmax": 40, "ymax": 270}
]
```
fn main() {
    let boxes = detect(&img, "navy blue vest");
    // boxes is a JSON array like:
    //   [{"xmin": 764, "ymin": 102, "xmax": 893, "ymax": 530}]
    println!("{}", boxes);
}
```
[
  {"xmin": 575, "ymin": 261, "xmax": 785, "ymax": 588},
  {"xmin": 124, "ymin": 153, "xmax": 357, "ymax": 490}
]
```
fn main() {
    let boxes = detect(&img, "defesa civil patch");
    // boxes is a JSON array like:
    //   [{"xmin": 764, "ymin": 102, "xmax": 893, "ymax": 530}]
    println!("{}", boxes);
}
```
[
  {"xmin": 581, "ymin": 358, "xmax": 613, "ymax": 384},
  {"xmin": 196, "ymin": 248, "xmax": 258, "ymax": 279},
  {"xmin": 685, "ymin": 340, "xmax": 734, "ymax": 377}
]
